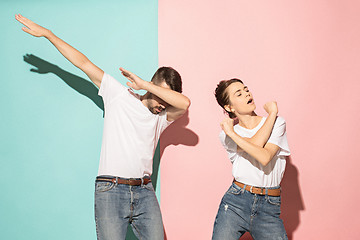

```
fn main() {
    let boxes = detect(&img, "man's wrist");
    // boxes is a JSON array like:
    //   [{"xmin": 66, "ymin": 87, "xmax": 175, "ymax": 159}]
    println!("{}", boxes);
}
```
[
  {"xmin": 141, "ymin": 80, "xmax": 152, "ymax": 91},
  {"xmin": 45, "ymin": 30, "xmax": 54, "ymax": 40}
]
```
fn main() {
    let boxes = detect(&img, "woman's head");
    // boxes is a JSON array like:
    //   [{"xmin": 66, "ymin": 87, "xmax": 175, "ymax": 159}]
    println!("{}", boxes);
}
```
[{"xmin": 215, "ymin": 79, "xmax": 255, "ymax": 118}]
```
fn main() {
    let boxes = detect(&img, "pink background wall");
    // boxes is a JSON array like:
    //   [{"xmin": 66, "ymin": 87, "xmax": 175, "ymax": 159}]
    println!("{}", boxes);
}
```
[{"xmin": 159, "ymin": 1, "xmax": 360, "ymax": 239}]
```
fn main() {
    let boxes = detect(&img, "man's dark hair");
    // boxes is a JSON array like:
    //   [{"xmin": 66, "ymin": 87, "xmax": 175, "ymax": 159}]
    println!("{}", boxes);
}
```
[
  {"xmin": 215, "ymin": 78, "xmax": 243, "ymax": 118},
  {"xmin": 151, "ymin": 67, "xmax": 182, "ymax": 93}
]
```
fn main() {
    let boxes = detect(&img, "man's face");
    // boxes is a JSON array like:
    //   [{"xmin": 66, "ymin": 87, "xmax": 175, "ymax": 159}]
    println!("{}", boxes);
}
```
[{"xmin": 147, "ymin": 81, "xmax": 171, "ymax": 114}]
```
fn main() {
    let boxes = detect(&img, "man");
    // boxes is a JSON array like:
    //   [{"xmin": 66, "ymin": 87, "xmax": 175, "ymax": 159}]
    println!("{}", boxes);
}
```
[{"xmin": 15, "ymin": 14, "xmax": 190, "ymax": 240}]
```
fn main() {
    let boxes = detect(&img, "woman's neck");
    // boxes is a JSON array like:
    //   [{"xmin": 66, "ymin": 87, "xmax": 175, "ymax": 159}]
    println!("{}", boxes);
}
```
[{"xmin": 236, "ymin": 112, "xmax": 262, "ymax": 129}]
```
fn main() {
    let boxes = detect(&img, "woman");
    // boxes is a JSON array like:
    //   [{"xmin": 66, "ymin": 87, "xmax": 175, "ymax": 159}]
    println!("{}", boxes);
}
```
[{"xmin": 212, "ymin": 78, "xmax": 290, "ymax": 240}]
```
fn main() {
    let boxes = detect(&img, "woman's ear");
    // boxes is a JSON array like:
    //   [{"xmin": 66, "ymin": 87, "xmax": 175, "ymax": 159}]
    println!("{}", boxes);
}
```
[{"xmin": 224, "ymin": 105, "xmax": 233, "ymax": 113}]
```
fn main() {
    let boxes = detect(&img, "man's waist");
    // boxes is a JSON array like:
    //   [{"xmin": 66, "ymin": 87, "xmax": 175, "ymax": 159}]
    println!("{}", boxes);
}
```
[{"xmin": 96, "ymin": 175, "xmax": 151, "ymax": 186}]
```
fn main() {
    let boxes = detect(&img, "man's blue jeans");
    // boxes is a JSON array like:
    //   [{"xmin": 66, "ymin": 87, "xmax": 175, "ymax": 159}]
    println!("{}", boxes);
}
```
[
  {"xmin": 94, "ymin": 176, "xmax": 163, "ymax": 240},
  {"xmin": 212, "ymin": 182, "xmax": 288, "ymax": 240}
]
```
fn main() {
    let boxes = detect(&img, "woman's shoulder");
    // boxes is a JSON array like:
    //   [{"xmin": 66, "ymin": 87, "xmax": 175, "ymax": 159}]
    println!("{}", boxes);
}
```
[{"xmin": 275, "ymin": 116, "xmax": 286, "ymax": 124}]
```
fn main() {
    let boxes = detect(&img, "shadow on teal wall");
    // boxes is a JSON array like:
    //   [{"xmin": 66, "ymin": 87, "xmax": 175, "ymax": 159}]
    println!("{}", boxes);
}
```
[{"xmin": 1, "ymin": 1, "xmax": 158, "ymax": 239}]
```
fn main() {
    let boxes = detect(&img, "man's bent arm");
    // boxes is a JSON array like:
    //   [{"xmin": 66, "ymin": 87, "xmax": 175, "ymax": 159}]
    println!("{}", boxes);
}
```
[
  {"xmin": 145, "ymin": 82, "xmax": 191, "ymax": 120},
  {"xmin": 15, "ymin": 14, "xmax": 103, "ymax": 88},
  {"xmin": 120, "ymin": 67, "xmax": 191, "ymax": 121}
]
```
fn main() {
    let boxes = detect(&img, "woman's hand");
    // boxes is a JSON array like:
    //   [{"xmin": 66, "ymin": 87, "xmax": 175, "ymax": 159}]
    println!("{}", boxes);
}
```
[
  {"xmin": 15, "ymin": 14, "xmax": 51, "ymax": 38},
  {"xmin": 263, "ymin": 101, "xmax": 278, "ymax": 115},
  {"xmin": 221, "ymin": 118, "xmax": 235, "ymax": 136}
]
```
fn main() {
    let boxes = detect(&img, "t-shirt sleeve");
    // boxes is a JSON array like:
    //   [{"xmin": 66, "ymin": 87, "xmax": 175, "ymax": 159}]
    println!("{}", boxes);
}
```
[
  {"xmin": 219, "ymin": 131, "xmax": 238, "ymax": 162},
  {"xmin": 158, "ymin": 110, "xmax": 173, "ymax": 134},
  {"xmin": 98, "ymin": 73, "xmax": 127, "ymax": 105},
  {"xmin": 267, "ymin": 116, "xmax": 291, "ymax": 156}
]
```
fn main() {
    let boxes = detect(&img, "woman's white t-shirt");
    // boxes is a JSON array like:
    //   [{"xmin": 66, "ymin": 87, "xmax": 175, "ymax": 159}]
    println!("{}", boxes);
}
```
[{"xmin": 219, "ymin": 117, "xmax": 290, "ymax": 187}]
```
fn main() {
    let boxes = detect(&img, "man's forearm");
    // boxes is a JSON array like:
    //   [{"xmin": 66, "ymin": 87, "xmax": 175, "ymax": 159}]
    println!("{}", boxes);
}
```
[
  {"xmin": 46, "ymin": 32, "xmax": 90, "ymax": 70},
  {"xmin": 144, "ymin": 82, "xmax": 191, "ymax": 110},
  {"xmin": 45, "ymin": 32, "xmax": 103, "ymax": 87}
]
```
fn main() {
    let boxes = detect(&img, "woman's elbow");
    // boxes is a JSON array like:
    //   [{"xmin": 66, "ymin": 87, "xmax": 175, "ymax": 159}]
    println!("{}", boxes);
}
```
[{"xmin": 259, "ymin": 152, "xmax": 273, "ymax": 167}]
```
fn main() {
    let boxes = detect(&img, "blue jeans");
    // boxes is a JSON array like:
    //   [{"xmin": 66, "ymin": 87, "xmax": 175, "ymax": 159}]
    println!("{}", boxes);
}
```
[
  {"xmin": 94, "ymin": 176, "xmax": 164, "ymax": 240},
  {"xmin": 212, "ymin": 183, "xmax": 288, "ymax": 240}
]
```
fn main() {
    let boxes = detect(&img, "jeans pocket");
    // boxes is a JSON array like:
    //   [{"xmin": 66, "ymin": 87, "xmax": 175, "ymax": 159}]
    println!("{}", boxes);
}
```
[
  {"xmin": 226, "ymin": 184, "xmax": 242, "ymax": 195},
  {"xmin": 95, "ymin": 182, "xmax": 115, "ymax": 192},
  {"xmin": 143, "ymin": 182, "xmax": 155, "ymax": 191},
  {"xmin": 266, "ymin": 195, "xmax": 281, "ymax": 206}
]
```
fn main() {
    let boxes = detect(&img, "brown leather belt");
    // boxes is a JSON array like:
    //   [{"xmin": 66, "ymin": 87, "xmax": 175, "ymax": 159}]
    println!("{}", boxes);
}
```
[
  {"xmin": 96, "ymin": 176, "xmax": 151, "ymax": 186},
  {"xmin": 234, "ymin": 180, "xmax": 281, "ymax": 197}
]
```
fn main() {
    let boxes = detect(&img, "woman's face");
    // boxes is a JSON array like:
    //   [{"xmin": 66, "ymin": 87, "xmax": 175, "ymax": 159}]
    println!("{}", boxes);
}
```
[{"xmin": 225, "ymin": 82, "xmax": 256, "ymax": 116}]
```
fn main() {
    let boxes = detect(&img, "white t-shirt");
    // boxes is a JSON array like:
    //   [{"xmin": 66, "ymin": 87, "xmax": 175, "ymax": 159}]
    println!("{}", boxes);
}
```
[
  {"xmin": 97, "ymin": 73, "xmax": 172, "ymax": 178},
  {"xmin": 219, "ymin": 116, "xmax": 290, "ymax": 187}
]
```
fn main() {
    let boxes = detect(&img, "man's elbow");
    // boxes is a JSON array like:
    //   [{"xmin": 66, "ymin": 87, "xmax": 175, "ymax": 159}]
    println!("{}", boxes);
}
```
[
  {"xmin": 178, "ymin": 97, "xmax": 191, "ymax": 111},
  {"xmin": 184, "ymin": 98, "xmax": 191, "ymax": 110}
]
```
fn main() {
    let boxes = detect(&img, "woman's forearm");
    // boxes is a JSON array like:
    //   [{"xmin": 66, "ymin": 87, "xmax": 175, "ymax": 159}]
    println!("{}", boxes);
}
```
[
  {"xmin": 227, "ymin": 130, "xmax": 278, "ymax": 166},
  {"xmin": 245, "ymin": 112, "xmax": 277, "ymax": 147}
]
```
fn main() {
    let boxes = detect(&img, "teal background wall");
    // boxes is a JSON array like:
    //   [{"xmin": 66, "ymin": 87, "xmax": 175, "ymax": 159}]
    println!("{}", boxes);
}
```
[{"xmin": 0, "ymin": 0, "xmax": 159, "ymax": 239}]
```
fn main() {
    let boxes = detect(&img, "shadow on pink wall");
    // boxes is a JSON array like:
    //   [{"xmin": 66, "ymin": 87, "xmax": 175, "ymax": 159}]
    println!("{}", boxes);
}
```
[
  {"xmin": 281, "ymin": 156, "xmax": 304, "ymax": 240},
  {"xmin": 160, "ymin": 110, "xmax": 199, "ymax": 159},
  {"xmin": 159, "ymin": 110, "xmax": 199, "ymax": 240}
]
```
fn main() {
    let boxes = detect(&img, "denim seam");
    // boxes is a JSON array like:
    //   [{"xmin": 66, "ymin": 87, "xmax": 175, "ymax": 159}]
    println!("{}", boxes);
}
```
[{"xmin": 131, "ymin": 222, "xmax": 142, "ymax": 240}]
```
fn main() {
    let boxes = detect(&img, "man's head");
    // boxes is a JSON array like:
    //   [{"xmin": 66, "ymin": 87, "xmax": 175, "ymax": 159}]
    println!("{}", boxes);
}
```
[
  {"xmin": 151, "ymin": 66, "xmax": 182, "ymax": 93},
  {"xmin": 145, "ymin": 67, "xmax": 182, "ymax": 114}
]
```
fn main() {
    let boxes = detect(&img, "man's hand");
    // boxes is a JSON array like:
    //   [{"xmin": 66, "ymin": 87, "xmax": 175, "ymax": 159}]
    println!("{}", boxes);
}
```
[
  {"xmin": 15, "ymin": 14, "xmax": 51, "ymax": 38},
  {"xmin": 120, "ymin": 67, "xmax": 149, "ymax": 91},
  {"xmin": 263, "ymin": 101, "xmax": 278, "ymax": 115},
  {"xmin": 221, "ymin": 118, "xmax": 235, "ymax": 136}
]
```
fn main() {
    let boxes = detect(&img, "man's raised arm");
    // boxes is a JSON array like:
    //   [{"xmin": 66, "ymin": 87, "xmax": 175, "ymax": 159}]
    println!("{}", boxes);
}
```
[{"xmin": 15, "ymin": 14, "xmax": 103, "ymax": 88}]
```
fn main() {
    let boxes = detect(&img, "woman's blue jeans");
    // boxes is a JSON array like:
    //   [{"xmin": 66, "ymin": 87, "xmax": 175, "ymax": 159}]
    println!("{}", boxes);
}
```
[
  {"xmin": 94, "ymin": 177, "xmax": 163, "ymax": 240},
  {"xmin": 212, "ymin": 183, "xmax": 288, "ymax": 240}
]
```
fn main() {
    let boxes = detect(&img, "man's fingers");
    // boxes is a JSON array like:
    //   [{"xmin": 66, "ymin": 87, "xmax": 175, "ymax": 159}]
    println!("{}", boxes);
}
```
[
  {"xmin": 126, "ymin": 82, "xmax": 136, "ymax": 88},
  {"xmin": 16, "ymin": 14, "xmax": 28, "ymax": 27},
  {"xmin": 22, "ymin": 27, "xmax": 33, "ymax": 35}
]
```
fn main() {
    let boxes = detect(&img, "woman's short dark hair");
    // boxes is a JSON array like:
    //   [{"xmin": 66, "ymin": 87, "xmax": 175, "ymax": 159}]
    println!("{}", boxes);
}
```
[
  {"xmin": 151, "ymin": 67, "xmax": 182, "ymax": 93},
  {"xmin": 215, "ymin": 78, "xmax": 243, "ymax": 118}
]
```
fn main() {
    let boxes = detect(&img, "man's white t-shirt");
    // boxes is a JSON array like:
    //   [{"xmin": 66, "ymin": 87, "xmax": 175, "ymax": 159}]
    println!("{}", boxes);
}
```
[
  {"xmin": 219, "ymin": 116, "xmax": 290, "ymax": 187},
  {"xmin": 97, "ymin": 73, "xmax": 172, "ymax": 178}
]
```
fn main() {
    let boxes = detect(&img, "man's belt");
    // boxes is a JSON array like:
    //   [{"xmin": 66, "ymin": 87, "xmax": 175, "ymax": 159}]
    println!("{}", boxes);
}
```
[
  {"xmin": 96, "ymin": 176, "xmax": 151, "ymax": 186},
  {"xmin": 234, "ymin": 180, "xmax": 281, "ymax": 197}
]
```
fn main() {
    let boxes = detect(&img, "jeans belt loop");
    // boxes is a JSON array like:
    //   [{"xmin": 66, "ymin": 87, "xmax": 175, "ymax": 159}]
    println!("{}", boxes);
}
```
[
  {"xmin": 265, "ymin": 188, "xmax": 268, "ymax": 196},
  {"xmin": 250, "ymin": 185, "xmax": 254, "ymax": 194},
  {"xmin": 141, "ymin": 178, "xmax": 144, "ymax": 187},
  {"xmin": 115, "ymin": 177, "xmax": 118, "ymax": 186}
]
